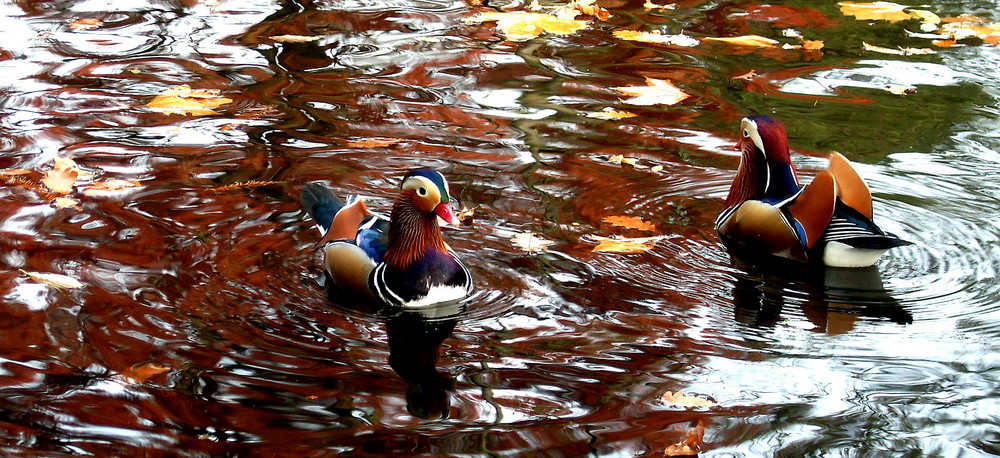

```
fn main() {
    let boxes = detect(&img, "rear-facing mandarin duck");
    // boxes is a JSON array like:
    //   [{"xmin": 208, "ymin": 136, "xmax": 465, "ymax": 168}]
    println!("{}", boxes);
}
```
[
  {"xmin": 716, "ymin": 115, "xmax": 912, "ymax": 268},
  {"xmin": 301, "ymin": 169, "xmax": 471, "ymax": 307}
]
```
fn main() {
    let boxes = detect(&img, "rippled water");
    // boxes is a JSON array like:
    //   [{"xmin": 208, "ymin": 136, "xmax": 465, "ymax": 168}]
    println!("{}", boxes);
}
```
[{"xmin": 1, "ymin": 0, "xmax": 998, "ymax": 455}]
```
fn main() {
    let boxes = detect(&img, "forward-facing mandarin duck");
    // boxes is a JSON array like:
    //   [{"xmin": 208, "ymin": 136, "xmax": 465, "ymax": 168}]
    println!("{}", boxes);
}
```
[
  {"xmin": 301, "ymin": 169, "xmax": 472, "ymax": 307},
  {"xmin": 716, "ymin": 115, "xmax": 912, "ymax": 268}
]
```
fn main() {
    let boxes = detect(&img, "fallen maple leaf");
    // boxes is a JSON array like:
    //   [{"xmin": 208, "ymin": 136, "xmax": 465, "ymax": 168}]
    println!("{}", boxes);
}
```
[
  {"xmin": 613, "ymin": 30, "xmax": 699, "ymax": 47},
  {"xmin": 602, "ymin": 215, "xmax": 657, "ymax": 231},
  {"xmin": 20, "ymin": 270, "xmax": 84, "ymax": 289},
  {"xmin": 270, "ymin": 34, "xmax": 323, "ymax": 43},
  {"xmin": 42, "ymin": 165, "xmax": 78, "ymax": 195},
  {"xmin": 345, "ymin": 138, "xmax": 402, "ymax": 148},
  {"xmin": 465, "ymin": 12, "xmax": 589, "ymax": 41},
  {"xmin": 590, "ymin": 235, "xmax": 669, "ymax": 253},
  {"xmin": 511, "ymin": 232, "xmax": 555, "ymax": 253},
  {"xmin": 120, "ymin": 363, "xmax": 171, "ymax": 384},
  {"xmin": 862, "ymin": 41, "xmax": 935, "ymax": 55},
  {"xmin": 661, "ymin": 391, "xmax": 718, "ymax": 408},
  {"xmin": 585, "ymin": 108, "xmax": 638, "ymax": 120},
  {"xmin": 68, "ymin": 18, "xmax": 102, "ymax": 30},
  {"xmin": 838, "ymin": 1, "xmax": 916, "ymax": 22},
  {"xmin": 664, "ymin": 421, "xmax": 706, "ymax": 456},
  {"xmin": 145, "ymin": 84, "xmax": 233, "ymax": 116},
  {"xmin": 614, "ymin": 77, "xmax": 690, "ymax": 106},
  {"xmin": 457, "ymin": 205, "xmax": 477, "ymax": 226},
  {"xmin": 702, "ymin": 35, "xmax": 779, "ymax": 47}
]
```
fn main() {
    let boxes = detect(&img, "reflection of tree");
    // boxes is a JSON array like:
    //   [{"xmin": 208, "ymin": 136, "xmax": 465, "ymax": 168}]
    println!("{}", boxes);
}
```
[
  {"xmin": 729, "ymin": 252, "xmax": 912, "ymax": 333},
  {"xmin": 386, "ymin": 313, "xmax": 457, "ymax": 420}
]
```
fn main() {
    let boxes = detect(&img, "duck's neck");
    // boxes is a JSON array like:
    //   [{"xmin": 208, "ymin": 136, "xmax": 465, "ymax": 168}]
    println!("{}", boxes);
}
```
[
  {"xmin": 764, "ymin": 161, "xmax": 800, "ymax": 200},
  {"xmin": 384, "ymin": 194, "xmax": 448, "ymax": 269},
  {"xmin": 724, "ymin": 153, "xmax": 767, "ymax": 209}
]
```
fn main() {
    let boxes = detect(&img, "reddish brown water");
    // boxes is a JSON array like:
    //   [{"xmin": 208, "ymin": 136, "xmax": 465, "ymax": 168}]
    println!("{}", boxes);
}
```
[{"xmin": 1, "ymin": 0, "xmax": 999, "ymax": 455}]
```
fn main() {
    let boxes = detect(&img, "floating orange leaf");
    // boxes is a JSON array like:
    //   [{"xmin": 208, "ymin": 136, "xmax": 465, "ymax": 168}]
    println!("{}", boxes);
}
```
[
  {"xmin": 590, "ymin": 235, "xmax": 669, "ymax": 253},
  {"xmin": 270, "ymin": 34, "xmax": 323, "ymax": 43},
  {"xmin": 42, "ymin": 163, "xmax": 78, "ymax": 195},
  {"xmin": 0, "ymin": 169, "xmax": 32, "ymax": 176},
  {"xmin": 68, "ymin": 18, "xmax": 102, "ymax": 30},
  {"xmin": 939, "ymin": 17, "xmax": 1000, "ymax": 43},
  {"xmin": 20, "ymin": 270, "xmax": 84, "ymax": 289},
  {"xmin": 512, "ymin": 232, "xmax": 555, "ymax": 253},
  {"xmin": 643, "ymin": 0, "xmax": 676, "ymax": 10},
  {"xmin": 53, "ymin": 197, "xmax": 80, "ymax": 209},
  {"xmin": 555, "ymin": 0, "xmax": 610, "ymax": 21},
  {"xmin": 702, "ymin": 35, "xmax": 779, "ymax": 47},
  {"xmin": 608, "ymin": 154, "xmax": 640, "ymax": 167},
  {"xmin": 83, "ymin": 178, "xmax": 141, "ymax": 195},
  {"xmin": 614, "ymin": 77, "xmax": 689, "ymax": 106},
  {"xmin": 664, "ymin": 421, "xmax": 706, "ymax": 456},
  {"xmin": 661, "ymin": 391, "xmax": 718, "ymax": 408},
  {"xmin": 346, "ymin": 138, "xmax": 402, "ymax": 148},
  {"xmin": 613, "ymin": 30, "xmax": 698, "ymax": 47},
  {"xmin": 733, "ymin": 70, "xmax": 758, "ymax": 80},
  {"xmin": 457, "ymin": 205, "xmax": 477, "ymax": 226},
  {"xmin": 838, "ymin": 1, "xmax": 917, "ymax": 22},
  {"xmin": 145, "ymin": 84, "xmax": 233, "ymax": 116},
  {"xmin": 602, "ymin": 215, "xmax": 657, "ymax": 231},
  {"xmin": 465, "ymin": 12, "xmax": 589, "ymax": 41},
  {"xmin": 585, "ymin": 108, "xmax": 638, "ymax": 120}
]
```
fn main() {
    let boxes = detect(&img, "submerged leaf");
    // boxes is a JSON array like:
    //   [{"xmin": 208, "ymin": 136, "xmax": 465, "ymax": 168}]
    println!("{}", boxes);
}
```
[
  {"xmin": 602, "ymin": 215, "xmax": 657, "ymax": 231},
  {"xmin": 20, "ymin": 270, "xmax": 84, "ymax": 289},
  {"xmin": 346, "ymin": 138, "xmax": 402, "ymax": 148},
  {"xmin": 121, "ymin": 363, "xmax": 171, "ymax": 384},
  {"xmin": 511, "ymin": 232, "xmax": 556, "ymax": 253},
  {"xmin": 146, "ymin": 84, "xmax": 233, "ymax": 116},
  {"xmin": 590, "ymin": 235, "xmax": 670, "ymax": 253},
  {"xmin": 614, "ymin": 77, "xmax": 690, "ymax": 106},
  {"xmin": 701, "ymin": 35, "xmax": 779, "ymax": 47},
  {"xmin": 586, "ymin": 108, "xmax": 638, "ymax": 120},
  {"xmin": 664, "ymin": 421, "xmax": 706, "ymax": 456}
]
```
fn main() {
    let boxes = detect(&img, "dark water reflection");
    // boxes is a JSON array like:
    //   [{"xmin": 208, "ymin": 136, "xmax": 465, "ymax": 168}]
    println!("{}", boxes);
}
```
[{"xmin": 1, "ymin": 0, "xmax": 999, "ymax": 455}]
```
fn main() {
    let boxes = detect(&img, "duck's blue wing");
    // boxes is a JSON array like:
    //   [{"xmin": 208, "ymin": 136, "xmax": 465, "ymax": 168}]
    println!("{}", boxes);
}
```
[
  {"xmin": 357, "ymin": 214, "xmax": 389, "ymax": 264},
  {"xmin": 300, "ymin": 183, "xmax": 346, "ymax": 233}
]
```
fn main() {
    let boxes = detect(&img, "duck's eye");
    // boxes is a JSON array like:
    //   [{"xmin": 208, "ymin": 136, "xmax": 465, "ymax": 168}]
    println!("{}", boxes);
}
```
[
  {"xmin": 743, "ymin": 129, "xmax": 750, "ymax": 138},
  {"xmin": 417, "ymin": 187, "xmax": 428, "ymax": 197}
]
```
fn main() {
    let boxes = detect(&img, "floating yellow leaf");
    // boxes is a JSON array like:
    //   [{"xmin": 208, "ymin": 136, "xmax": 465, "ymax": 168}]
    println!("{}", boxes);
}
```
[
  {"xmin": 613, "ymin": 30, "xmax": 699, "ymax": 47},
  {"xmin": 838, "ymin": 1, "xmax": 916, "ymax": 22},
  {"xmin": 650, "ymin": 165, "xmax": 663, "ymax": 173},
  {"xmin": 145, "ymin": 84, "xmax": 233, "ymax": 116},
  {"xmin": 590, "ymin": 235, "xmax": 669, "ymax": 253},
  {"xmin": 643, "ymin": 0, "xmax": 676, "ymax": 10},
  {"xmin": 608, "ymin": 154, "xmax": 639, "ymax": 166},
  {"xmin": 940, "ymin": 17, "xmax": 1000, "ymax": 43},
  {"xmin": 908, "ymin": 9, "xmax": 941, "ymax": 24},
  {"xmin": 465, "ymin": 12, "xmax": 589, "ymax": 41},
  {"xmin": 862, "ymin": 41, "xmax": 935, "ymax": 55},
  {"xmin": 42, "ymin": 164, "xmax": 78, "ymax": 195},
  {"xmin": 664, "ymin": 421, "xmax": 706, "ymax": 457},
  {"xmin": 68, "ymin": 18, "xmax": 102, "ymax": 30},
  {"xmin": 270, "ymin": 34, "xmax": 323, "ymax": 43},
  {"xmin": 511, "ymin": 232, "xmax": 555, "ymax": 253},
  {"xmin": 702, "ymin": 35, "xmax": 779, "ymax": 47},
  {"xmin": 346, "ymin": 138, "xmax": 402, "ymax": 148},
  {"xmin": 602, "ymin": 215, "xmax": 657, "ymax": 231},
  {"xmin": 554, "ymin": 0, "xmax": 610, "ymax": 21},
  {"xmin": 20, "ymin": 270, "xmax": 84, "ymax": 289},
  {"xmin": 661, "ymin": 391, "xmax": 718, "ymax": 408},
  {"xmin": 733, "ymin": 70, "xmax": 758, "ymax": 80},
  {"xmin": 585, "ymin": 108, "xmax": 638, "ymax": 120},
  {"xmin": 614, "ymin": 77, "xmax": 690, "ymax": 106}
]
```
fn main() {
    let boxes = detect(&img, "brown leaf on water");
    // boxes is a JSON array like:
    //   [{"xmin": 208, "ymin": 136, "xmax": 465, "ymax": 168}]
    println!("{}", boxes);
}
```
[
  {"xmin": 939, "ymin": 17, "xmax": 1000, "ymax": 43},
  {"xmin": 457, "ymin": 205, "xmax": 477, "ymax": 226},
  {"xmin": 554, "ymin": 0, "xmax": 610, "ymax": 21},
  {"xmin": 862, "ymin": 41, "xmax": 935, "ymax": 55},
  {"xmin": 270, "ymin": 34, "xmax": 323, "ymax": 43},
  {"xmin": 68, "ymin": 18, "xmax": 103, "ymax": 30},
  {"xmin": 661, "ymin": 391, "xmax": 718, "ymax": 408},
  {"xmin": 590, "ymin": 235, "xmax": 669, "ymax": 253},
  {"xmin": 464, "ymin": 11, "xmax": 589, "ymax": 41},
  {"xmin": 602, "ymin": 215, "xmax": 656, "ymax": 231},
  {"xmin": 0, "ymin": 169, "xmax": 32, "ymax": 177},
  {"xmin": 83, "ymin": 178, "xmax": 141, "ymax": 196},
  {"xmin": 511, "ymin": 231, "xmax": 555, "ymax": 253},
  {"xmin": 145, "ymin": 84, "xmax": 233, "ymax": 116},
  {"xmin": 585, "ymin": 108, "xmax": 638, "ymax": 120},
  {"xmin": 608, "ymin": 154, "xmax": 639, "ymax": 167},
  {"xmin": 614, "ymin": 77, "xmax": 690, "ymax": 106},
  {"xmin": 838, "ymin": 1, "xmax": 917, "ymax": 22},
  {"xmin": 664, "ymin": 421, "xmax": 706, "ymax": 456},
  {"xmin": 53, "ymin": 197, "xmax": 80, "ymax": 209},
  {"xmin": 210, "ymin": 180, "xmax": 285, "ymax": 192},
  {"xmin": 643, "ymin": 0, "xmax": 676, "ymax": 10},
  {"xmin": 701, "ymin": 35, "xmax": 779, "ymax": 48},
  {"xmin": 932, "ymin": 39, "xmax": 958, "ymax": 47},
  {"xmin": 345, "ymin": 138, "xmax": 402, "ymax": 148},
  {"xmin": 121, "ymin": 363, "xmax": 171, "ymax": 384},
  {"xmin": 20, "ymin": 270, "xmax": 84, "ymax": 289},
  {"xmin": 733, "ymin": 70, "xmax": 758, "ymax": 80}
]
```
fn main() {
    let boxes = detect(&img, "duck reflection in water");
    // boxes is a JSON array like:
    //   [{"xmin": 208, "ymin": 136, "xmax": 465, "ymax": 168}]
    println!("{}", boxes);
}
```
[
  {"xmin": 386, "ymin": 311, "xmax": 457, "ymax": 420},
  {"xmin": 727, "ymin": 251, "xmax": 913, "ymax": 333}
]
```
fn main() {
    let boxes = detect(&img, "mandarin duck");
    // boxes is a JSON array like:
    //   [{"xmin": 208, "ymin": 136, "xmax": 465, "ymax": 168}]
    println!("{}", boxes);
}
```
[
  {"xmin": 716, "ymin": 115, "xmax": 912, "ymax": 268},
  {"xmin": 301, "ymin": 169, "xmax": 471, "ymax": 307}
]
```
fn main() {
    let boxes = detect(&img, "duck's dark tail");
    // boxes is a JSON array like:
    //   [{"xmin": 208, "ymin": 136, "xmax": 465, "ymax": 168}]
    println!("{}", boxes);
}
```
[{"xmin": 300, "ymin": 183, "xmax": 345, "ymax": 232}]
